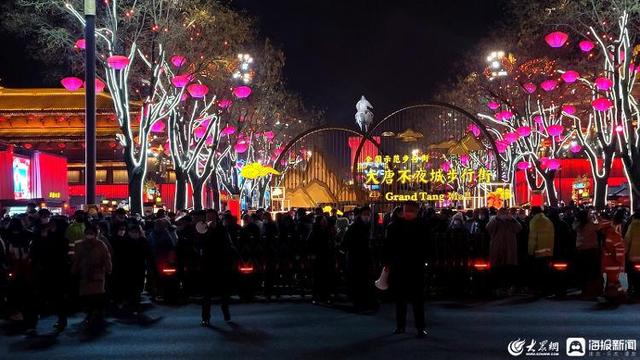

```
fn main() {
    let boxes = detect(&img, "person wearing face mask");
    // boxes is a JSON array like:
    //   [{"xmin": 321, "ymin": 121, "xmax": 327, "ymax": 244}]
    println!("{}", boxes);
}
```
[
  {"xmin": 342, "ymin": 206, "xmax": 376, "ymax": 312},
  {"xmin": 384, "ymin": 201, "xmax": 428, "ymax": 338},
  {"xmin": 72, "ymin": 224, "xmax": 112, "ymax": 329}
]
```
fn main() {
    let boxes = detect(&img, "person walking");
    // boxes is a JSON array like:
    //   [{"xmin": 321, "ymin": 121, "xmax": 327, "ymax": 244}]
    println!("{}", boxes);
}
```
[
  {"xmin": 528, "ymin": 206, "xmax": 555, "ymax": 296},
  {"xmin": 199, "ymin": 218, "xmax": 235, "ymax": 326},
  {"xmin": 71, "ymin": 224, "xmax": 112, "ymax": 329},
  {"xmin": 573, "ymin": 210, "xmax": 602, "ymax": 298},
  {"xmin": 384, "ymin": 201, "xmax": 428, "ymax": 338},
  {"xmin": 486, "ymin": 208, "xmax": 522, "ymax": 295},
  {"xmin": 342, "ymin": 206, "xmax": 376, "ymax": 312}
]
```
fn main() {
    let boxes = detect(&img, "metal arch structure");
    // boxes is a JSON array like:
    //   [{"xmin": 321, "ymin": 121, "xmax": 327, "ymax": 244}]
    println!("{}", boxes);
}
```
[
  {"xmin": 353, "ymin": 102, "xmax": 504, "ymax": 180},
  {"xmin": 273, "ymin": 125, "xmax": 381, "ymax": 177}
]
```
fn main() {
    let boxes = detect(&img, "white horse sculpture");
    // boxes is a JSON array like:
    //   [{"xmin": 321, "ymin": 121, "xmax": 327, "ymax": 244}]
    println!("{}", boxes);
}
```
[{"xmin": 355, "ymin": 95, "xmax": 374, "ymax": 132}]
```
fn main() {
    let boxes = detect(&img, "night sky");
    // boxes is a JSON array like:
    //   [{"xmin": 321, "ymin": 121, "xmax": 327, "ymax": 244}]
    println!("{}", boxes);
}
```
[{"xmin": 0, "ymin": 0, "xmax": 507, "ymax": 126}]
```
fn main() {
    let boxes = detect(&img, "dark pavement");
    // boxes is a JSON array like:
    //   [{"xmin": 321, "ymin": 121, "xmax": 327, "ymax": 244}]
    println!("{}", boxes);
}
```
[{"xmin": 2, "ymin": 297, "xmax": 639, "ymax": 359}]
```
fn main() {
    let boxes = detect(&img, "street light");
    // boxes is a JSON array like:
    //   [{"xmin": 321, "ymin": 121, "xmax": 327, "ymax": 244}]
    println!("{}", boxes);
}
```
[
  {"xmin": 486, "ymin": 50, "xmax": 508, "ymax": 80},
  {"xmin": 85, "ymin": 0, "xmax": 97, "ymax": 207},
  {"xmin": 233, "ymin": 53, "xmax": 254, "ymax": 84}
]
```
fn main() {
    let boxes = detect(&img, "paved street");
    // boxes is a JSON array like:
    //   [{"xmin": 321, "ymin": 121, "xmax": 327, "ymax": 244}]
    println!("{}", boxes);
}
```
[{"xmin": 2, "ymin": 297, "xmax": 639, "ymax": 359}]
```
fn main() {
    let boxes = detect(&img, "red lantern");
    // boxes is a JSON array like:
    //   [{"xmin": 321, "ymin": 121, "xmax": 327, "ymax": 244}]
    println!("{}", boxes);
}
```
[
  {"xmin": 592, "ymin": 98, "xmax": 613, "ymax": 112},
  {"xmin": 172, "ymin": 74, "xmax": 192, "ymax": 88},
  {"xmin": 221, "ymin": 126, "xmax": 237, "ymax": 135},
  {"xmin": 516, "ymin": 126, "xmax": 531, "ymax": 137},
  {"xmin": 595, "ymin": 77, "xmax": 613, "ymax": 91},
  {"xmin": 561, "ymin": 70, "xmax": 579, "ymax": 83},
  {"xmin": 170, "ymin": 55, "xmax": 186, "ymax": 67},
  {"xmin": 23, "ymin": 143, "xmax": 32, "ymax": 150},
  {"xmin": 107, "ymin": 55, "xmax": 130, "ymax": 70},
  {"xmin": 546, "ymin": 159, "xmax": 561, "ymax": 170},
  {"xmin": 57, "ymin": 142, "xmax": 66, "ymax": 149},
  {"xmin": 545, "ymin": 31, "xmax": 569, "ymax": 48},
  {"xmin": 561, "ymin": 104, "xmax": 576, "ymax": 115},
  {"xmin": 522, "ymin": 82, "xmax": 537, "ymax": 94},
  {"xmin": 540, "ymin": 79, "xmax": 558, "ymax": 92},
  {"xmin": 547, "ymin": 124, "xmax": 564, "ymax": 137},
  {"xmin": 61, "ymin": 77, "xmax": 83, "ymax": 91},
  {"xmin": 187, "ymin": 84, "xmax": 209, "ymax": 98},
  {"xmin": 194, "ymin": 126, "xmax": 207, "ymax": 138},
  {"xmin": 516, "ymin": 161, "xmax": 530, "ymax": 170},
  {"xmin": 233, "ymin": 86, "xmax": 252, "ymax": 99},
  {"xmin": 579, "ymin": 40, "xmax": 594, "ymax": 52}
]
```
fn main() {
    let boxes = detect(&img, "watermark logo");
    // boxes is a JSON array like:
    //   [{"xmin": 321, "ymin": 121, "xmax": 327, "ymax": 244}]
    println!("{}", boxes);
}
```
[
  {"xmin": 566, "ymin": 338, "xmax": 586, "ymax": 357},
  {"xmin": 508, "ymin": 338, "xmax": 527, "ymax": 356}
]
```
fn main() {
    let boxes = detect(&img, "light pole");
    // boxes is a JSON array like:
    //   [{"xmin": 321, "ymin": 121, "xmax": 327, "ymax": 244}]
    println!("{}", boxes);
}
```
[{"xmin": 84, "ymin": 0, "xmax": 96, "ymax": 207}]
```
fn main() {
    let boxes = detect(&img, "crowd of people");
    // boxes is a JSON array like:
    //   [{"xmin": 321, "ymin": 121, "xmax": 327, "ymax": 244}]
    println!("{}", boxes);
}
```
[{"xmin": 0, "ymin": 201, "xmax": 639, "ymax": 337}]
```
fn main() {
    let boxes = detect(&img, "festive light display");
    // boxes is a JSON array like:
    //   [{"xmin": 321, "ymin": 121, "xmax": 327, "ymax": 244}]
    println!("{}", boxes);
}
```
[
  {"xmin": 60, "ymin": 77, "xmax": 83, "ymax": 91},
  {"xmin": 106, "ymin": 55, "xmax": 130, "ymax": 70},
  {"xmin": 544, "ymin": 31, "xmax": 569, "ymax": 48}
]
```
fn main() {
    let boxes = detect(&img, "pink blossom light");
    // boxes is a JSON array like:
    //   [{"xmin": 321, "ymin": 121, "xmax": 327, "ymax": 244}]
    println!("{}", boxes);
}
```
[
  {"xmin": 561, "ymin": 70, "xmax": 579, "ymax": 83},
  {"xmin": 75, "ymin": 39, "xmax": 86, "ymax": 50},
  {"xmin": 540, "ymin": 79, "xmax": 558, "ymax": 92},
  {"xmin": 467, "ymin": 124, "xmax": 481, "ymax": 137},
  {"xmin": 234, "ymin": 142, "xmax": 249, "ymax": 153},
  {"xmin": 592, "ymin": 98, "xmax": 613, "ymax": 112},
  {"xmin": 561, "ymin": 104, "xmax": 576, "ymax": 115},
  {"xmin": 547, "ymin": 124, "xmax": 564, "ymax": 137},
  {"xmin": 487, "ymin": 101, "xmax": 500, "ymax": 110},
  {"xmin": 205, "ymin": 136, "xmax": 213, "ymax": 146},
  {"xmin": 151, "ymin": 120, "xmax": 165, "ymax": 133},
  {"xmin": 522, "ymin": 82, "xmax": 537, "ymax": 94},
  {"xmin": 233, "ymin": 86, "xmax": 252, "ymax": 99},
  {"xmin": 107, "ymin": 55, "xmax": 130, "ymax": 70},
  {"xmin": 595, "ymin": 77, "xmax": 613, "ymax": 91},
  {"xmin": 460, "ymin": 154, "xmax": 469, "ymax": 166},
  {"xmin": 579, "ymin": 40, "xmax": 595, "ymax": 52},
  {"xmin": 570, "ymin": 144, "xmax": 582, "ymax": 153},
  {"xmin": 516, "ymin": 161, "xmax": 530, "ymax": 170},
  {"xmin": 218, "ymin": 99, "xmax": 233, "ymax": 109},
  {"xmin": 534, "ymin": 115, "xmax": 544, "ymax": 124},
  {"xmin": 221, "ymin": 126, "xmax": 237, "ymax": 135},
  {"xmin": 503, "ymin": 132, "xmax": 519, "ymax": 144},
  {"xmin": 496, "ymin": 140, "xmax": 508, "ymax": 153},
  {"xmin": 187, "ymin": 84, "xmax": 209, "ymax": 98},
  {"xmin": 496, "ymin": 110, "xmax": 513, "ymax": 121},
  {"xmin": 616, "ymin": 125, "xmax": 624, "ymax": 132},
  {"xmin": 170, "ymin": 55, "xmax": 187, "ymax": 68},
  {"xmin": 180, "ymin": 93, "xmax": 189, "ymax": 102},
  {"xmin": 263, "ymin": 131, "xmax": 275, "ymax": 140},
  {"xmin": 516, "ymin": 126, "xmax": 532, "ymax": 137},
  {"xmin": 61, "ymin": 77, "xmax": 83, "ymax": 91},
  {"xmin": 441, "ymin": 161, "xmax": 451, "ymax": 172},
  {"xmin": 545, "ymin": 31, "xmax": 569, "ymax": 48},
  {"xmin": 172, "ymin": 74, "xmax": 192, "ymax": 88},
  {"xmin": 84, "ymin": 79, "xmax": 106, "ymax": 93},
  {"xmin": 194, "ymin": 126, "xmax": 206, "ymax": 138}
]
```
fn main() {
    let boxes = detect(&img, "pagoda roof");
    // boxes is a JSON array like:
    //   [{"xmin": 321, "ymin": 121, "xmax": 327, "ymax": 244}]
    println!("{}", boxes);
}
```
[{"xmin": 0, "ymin": 87, "xmax": 117, "ymax": 114}]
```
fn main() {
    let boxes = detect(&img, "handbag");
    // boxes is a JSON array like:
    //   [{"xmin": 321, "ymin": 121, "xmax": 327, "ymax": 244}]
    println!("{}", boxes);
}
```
[{"xmin": 375, "ymin": 267, "xmax": 389, "ymax": 290}]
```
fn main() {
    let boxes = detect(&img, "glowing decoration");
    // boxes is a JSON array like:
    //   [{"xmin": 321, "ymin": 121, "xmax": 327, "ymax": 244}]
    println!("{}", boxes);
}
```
[
  {"xmin": 263, "ymin": 131, "xmax": 275, "ymax": 140},
  {"xmin": 75, "ymin": 38, "xmax": 86, "ymax": 50},
  {"xmin": 180, "ymin": 93, "xmax": 189, "ymax": 102},
  {"xmin": 107, "ymin": 55, "xmax": 130, "ymax": 70},
  {"xmin": 467, "ymin": 124, "xmax": 481, "ymax": 137},
  {"xmin": 516, "ymin": 161, "xmax": 530, "ymax": 170},
  {"xmin": 615, "ymin": 125, "xmax": 624, "ymax": 132},
  {"xmin": 561, "ymin": 104, "xmax": 576, "ymax": 115},
  {"xmin": 172, "ymin": 74, "xmax": 192, "ymax": 88},
  {"xmin": 460, "ymin": 154, "xmax": 469, "ymax": 166},
  {"xmin": 496, "ymin": 110, "xmax": 513, "ymax": 121},
  {"xmin": 233, "ymin": 86, "xmax": 252, "ymax": 99},
  {"xmin": 579, "ymin": 40, "xmax": 594, "ymax": 52},
  {"xmin": 516, "ymin": 126, "xmax": 531, "ymax": 137},
  {"xmin": 570, "ymin": 144, "xmax": 582, "ymax": 153},
  {"xmin": 561, "ymin": 70, "xmax": 579, "ymax": 83},
  {"xmin": 595, "ymin": 77, "xmax": 613, "ymax": 91},
  {"xmin": 503, "ymin": 132, "xmax": 519, "ymax": 144},
  {"xmin": 60, "ymin": 77, "xmax": 83, "ymax": 91},
  {"xmin": 205, "ymin": 136, "xmax": 213, "ymax": 146},
  {"xmin": 540, "ymin": 79, "xmax": 558, "ymax": 92},
  {"xmin": 221, "ymin": 126, "xmax": 237, "ymax": 135},
  {"xmin": 170, "ymin": 55, "xmax": 186, "ymax": 67},
  {"xmin": 547, "ymin": 124, "xmax": 564, "ymax": 137},
  {"xmin": 487, "ymin": 101, "xmax": 500, "ymax": 110},
  {"xmin": 85, "ymin": 78, "xmax": 106, "ymax": 93},
  {"xmin": 534, "ymin": 115, "xmax": 543, "ymax": 124},
  {"xmin": 194, "ymin": 126, "xmax": 206, "ymax": 138},
  {"xmin": 187, "ymin": 84, "xmax": 209, "ymax": 98},
  {"xmin": 240, "ymin": 162, "xmax": 281, "ymax": 179},
  {"xmin": 545, "ymin": 31, "xmax": 569, "ymax": 48},
  {"xmin": 151, "ymin": 120, "xmax": 165, "ymax": 133},
  {"xmin": 496, "ymin": 140, "xmax": 508, "ymax": 153},
  {"xmin": 441, "ymin": 161, "xmax": 451, "ymax": 172},
  {"xmin": 234, "ymin": 142, "xmax": 249, "ymax": 153},
  {"xmin": 218, "ymin": 99, "xmax": 233, "ymax": 109},
  {"xmin": 522, "ymin": 82, "xmax": 537, "ymax": 93},
  {"xmin": 592, "ymin": 97, "xmax": 613, "ymax": 111},
  {"xmin": 486, "ymin": 188, "xmax": 511, "ymax": 209},
  {"xmin": 546, "ymin": 159, "xmax": 561, "ymax": 170}
]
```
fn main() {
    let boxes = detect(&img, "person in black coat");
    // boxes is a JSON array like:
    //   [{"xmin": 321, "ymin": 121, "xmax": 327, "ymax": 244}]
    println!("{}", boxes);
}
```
[
  {"xmin": 199, "ymin": 218, "xmax": 236, "ymax": 326},
  {"xmin": 384, "ymin": 201, "xmax": 428, "ymax": 338},
  {"xmin": 28, "ymin": 210, "xmax": 69, "ymax": 333},
  {"xmin": 111, "ymin": 224, "xmax": 150, "ymax": 314},
  {"xmin": 342, "ymin": 206, "xmax": 376, "ymax": 312}
]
